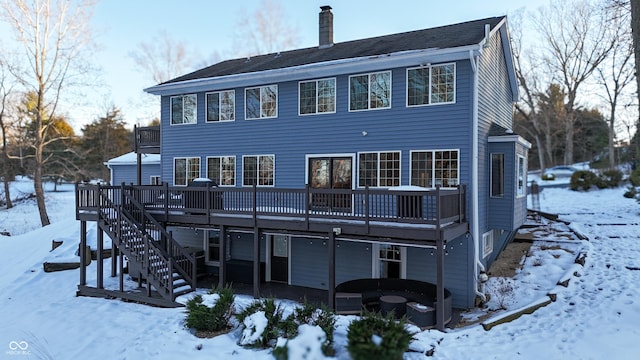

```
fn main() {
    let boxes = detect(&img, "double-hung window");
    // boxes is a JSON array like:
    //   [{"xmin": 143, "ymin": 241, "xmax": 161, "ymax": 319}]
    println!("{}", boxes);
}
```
[
  {"xmin": 349, "ymin": 71, "xmax": 391, "ymax": 111},
  {"xmin": 299, "ymin": 78, "xmax": 336, "ymax": 115},
  {"xmin": 358, "ymin": 151, "xmax": 400, "ymax": 187},
  {"xmin": 245, "ymin": 85, "xmax": 277, "ymax": 119},
  {"xmin": 171, "ymin": 94, "xmax": 197, "ymax": 124},
  {"xmin": 207, "ymin": 156, "xmax": 236, "ymax": 186},
  {"xmin": 206, "ymin": 90, "xmax": 235, "ymax": 122},
  {"xmin": 407, "ymin": 63, "xmax": 455, "ymax": 106},
  {"xmin": 174, "ymin": 157, "xmax": 200, "ymax": 186},
  {"xmin": 410, "ymin": 150, "xmax": 459, "ymax": 188},
  {"xmin": 243, "ymin": 155, "xmax": 275, "ymax": 186},
  {"xmin": 491, "ymin": 153, "xmax": 505, "ymax": 197}
]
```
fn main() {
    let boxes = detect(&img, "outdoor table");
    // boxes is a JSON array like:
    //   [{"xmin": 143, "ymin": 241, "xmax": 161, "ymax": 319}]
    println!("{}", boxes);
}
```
[{"xmin": 379, "ymin": 295, "xmax": 407, "ymax": 317}]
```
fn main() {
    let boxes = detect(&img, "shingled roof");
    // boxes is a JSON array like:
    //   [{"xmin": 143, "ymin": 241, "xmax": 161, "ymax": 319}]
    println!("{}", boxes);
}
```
[{"xmin": 163, "ymin": 16, "xmax": 506, "ymax": 85}]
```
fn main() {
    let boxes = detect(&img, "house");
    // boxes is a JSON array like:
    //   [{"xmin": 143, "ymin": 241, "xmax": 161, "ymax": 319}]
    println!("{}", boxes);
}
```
[
  {"xmin": 104, "ymin": 152, "xmax": 161, "ymax": 185},
  {"xmin": 75, "ymin": 6, "xmax": 530, "ymax": 330}
]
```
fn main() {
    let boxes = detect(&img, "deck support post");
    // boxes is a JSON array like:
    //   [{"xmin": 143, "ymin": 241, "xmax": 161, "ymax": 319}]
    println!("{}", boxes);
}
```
[
  {"xmin": 119, "ymin": 251, "xmax": 124, "ymax": 292},
  {"xmin": 327, "ymin": 230, "xmax": 336, "ymax": 310},
  {"xmin": 97, "ymin": 227, "xmax": 104, "ymax": 289},
  {"xmin": 111, "ymin": 245, "xmax": 117, "ymax": 277},
  {"xmin": 253, "ymin": 227, "xmax": 261, "ymax": 298},
  {"xmin": 219, "ymin": 225, "xmax": 227, "ymax": 288},
  {"xmin": 435, "ymin": 237, "xmax": 445, "ymax": 331},
  {"xmin": 136, "ymin": 152, "xmax": 142, "ymax": 186},
  {"xmin": 79, "ymin": 221, "xmax": 87, "ymax": 286}
]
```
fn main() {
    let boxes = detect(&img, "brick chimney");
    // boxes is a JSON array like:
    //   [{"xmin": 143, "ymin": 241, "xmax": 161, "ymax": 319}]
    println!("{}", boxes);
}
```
[{"xmin": 319, "ymin": 6, "xmax": 333, "ymax": 48}]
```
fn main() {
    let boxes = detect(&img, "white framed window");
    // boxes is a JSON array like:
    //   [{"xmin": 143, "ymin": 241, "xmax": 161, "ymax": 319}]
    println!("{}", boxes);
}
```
[
  {"xmin": 358, "ymin": 151, "xmax": 401, "ymax": 187},
  {"xmin": 174, "ymin": 157, "xmax": 200, "ymax": 186},
  {"xmin": 243, "ymin": 155, "xmax": 275, "ymax": 186},
  {"xmin": 406, "ymin": 63, "xmax": 456, "ymax": 106},
  {"xmin": 150, "ymin": 176, "xmax": 161, "ymax": 185},
  {"xmin": 170, "ymin": 94, "xmax": 197, "ymax": 125},
  {"xmin": 245, "ymin": 85, "xmax": 278, "ymax": 119},
  {"xmin": 517, "ymin": 155, "xmax": 527, "ymax": 197},
  {"xmin": 206, "ymin": 90, "xmax": 235, "ymax": 122},
  {"xmin": 349, "ymin": 71, "xmax": 391, "ymax": 111},
  {"xmin": 410, "ymin": 149, "xmax": 459, "ymax": 188},
  {"xmin": 482, "ymin": 231, "xmax": 494, "ymax": 258},
  {"xmin": 299, "ymin": 78, "xmax": 336, "ymax": 115},
  {"xmin": 374, "ymin": 244, "xmax": 406, "ymax": 279},
  {"xmin": 207, "ymin": 156, "xmax": 236, "ymax": 186},
  {"xmin": 491, "ymin": 153, "xmax": 505, "ymax": 198}
]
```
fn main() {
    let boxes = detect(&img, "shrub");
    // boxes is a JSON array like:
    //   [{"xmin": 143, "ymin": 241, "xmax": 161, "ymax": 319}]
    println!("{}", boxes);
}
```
[
  {"xmin": 598, "ymin": 169, "xmax": 623, "ymax": 188},
  {"xmin": 630, "ymin": 168, "xmax": 640, "ymax": 187},
  {"xmin": 623, "ymin": 186, "xmax": 636, "ymax": 199},
  {"xmin": 273, "ymin": 324, "xmax": 327, "ymax": 360},
  {"xmin": 185, "ymin": 285, "xmax": 235, "ymax": 336},
  {"xmin": 281, "ymin": 300, "xmax": 336, "ymax": 356},
  {"xmin": 236, "ymin": 298, "xmax": 284, "ymax": 348},
  {"xmin": 347, "ymin": 310, "xmax": 415, "ymax": 360},
  {"xmin": 541, "ymin": 173, "xmax": 555, "ymax": 181},
  {"xmin": 570, "ymin": 170, "xmax": 598, "ymax": 191}
]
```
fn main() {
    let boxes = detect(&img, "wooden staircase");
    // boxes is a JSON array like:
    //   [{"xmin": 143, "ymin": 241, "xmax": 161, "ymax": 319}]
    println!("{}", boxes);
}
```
[{"xmin": 96, "ymin": 188, "xmax": 197, "ymax": 304}]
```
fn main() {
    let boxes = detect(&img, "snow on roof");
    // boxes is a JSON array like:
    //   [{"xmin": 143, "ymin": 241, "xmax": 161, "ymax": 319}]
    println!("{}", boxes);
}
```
[{"xmin": 104, "ymin": 152, "xmax": 160, "ymax": 166}]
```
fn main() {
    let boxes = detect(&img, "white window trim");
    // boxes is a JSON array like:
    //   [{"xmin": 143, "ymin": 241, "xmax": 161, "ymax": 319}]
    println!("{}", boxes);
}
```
[
  {"xmin": 348, "ymin": 70, "xmax": 392, "ymax": 112},
  {"xmin": 244, "ymin": 85, "xmax": 278, "ymax": 120},
  {"xmin": 206, "ymin": 155, "xmax": 236, "ymax": 187},
  {"xmin": 516, "ymin": 154, "xmax": 527, "ymax": 198},
  {"xmin": 405, "ymin": 63, "xmax": 456, "ymax": 107},
  {"xmin": 304, "ymin": 153, "xmax": 356, "ymax": 188},
  {"xmin": 409, "ymin": 149, "xmax": 460, "ymax": 189},
  {"xmin": 205, "ymin": 90, "xmax": 235, "ymax": 123},
  {"xmin": 173, "ymin": 156, "xmax": 201, "ymax": 186},
  {"xmin": 242, "ymin": 154, "xmax": 276, "ymax": 187},
  {"xmin": 372, "ymin": 243, "xmax": 407, "ymax": 279},
  {"xmin": 298, "ymin": 77, "xmax": 337, "ymax": 116},
  {"xmin": 357, "ymin": 151, "xmax": 402, "ymax": 188},
  {"xmin": 482, "ymin": 231, "xmax": 494, "ymax": 258},
  {"xmin": 170, "ymin": 94, "xmax": 197, "ymax": 125}
]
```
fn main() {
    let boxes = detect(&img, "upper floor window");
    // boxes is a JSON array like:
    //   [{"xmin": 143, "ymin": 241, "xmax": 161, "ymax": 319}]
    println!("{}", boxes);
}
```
[
  {"xmin": 243, "ymin": 155, "xmax": 274, "ymax": 186},
  {"xmin": 206, "ymin": 90, "xmax": 235, "ymax": 122},
  {"xmin": 349, "ymin": 71, "xmax": 391, "ymax": 111},
  {"xmin": 407, "ymin": 63, "xmax": 455, "ymax": 106},
  {"xmin": 245, "ymin": 85, "xmax": 277, "ymax": 119},
  {"xmin": 410, "ymin": 150, "xmax": 459, "ymax": 188},
  {"xmin": 171, "ymin": 94, "xmax": 197, "ymax": 125},
  {"xmin": 299, "ymin": 78, "xmax": 336, "ymax": 115},
  {"xmin": 207, "ymin": 156, "xmax": 236, "ymax": 186},
  {"xmin": 358, "ymin": 151, "xmax": 400, "ymax": 187},
  {"xmin": 174, "ymin": 157, "xmax": 200, "ymax": 186}
]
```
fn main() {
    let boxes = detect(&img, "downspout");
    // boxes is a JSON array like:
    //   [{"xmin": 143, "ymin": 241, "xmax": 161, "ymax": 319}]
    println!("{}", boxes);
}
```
[{"xmin": 469, "ymin": 25, "xmax": 490, "ymax": 303}]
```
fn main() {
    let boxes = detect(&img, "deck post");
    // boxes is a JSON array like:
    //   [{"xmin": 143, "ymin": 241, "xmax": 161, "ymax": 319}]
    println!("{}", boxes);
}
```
[
  {"xmin": 79, "ymin": 221, "xmax": 87, "ymax": 286},
  {"xmin": 137, "ymin": 152, "xmax": 142, "ymax": 186},
  {"xmin": 111, "ymin": 245, "xmax": 117, "ymax": 277},
  {"xmin": 119, "ymin": 251, "xmax": 124, "ymax": 292},
  {"xmin": 97, "ymin": 227, "xmax": 104, "ymax": 289},
  {"xmin": 435, "ymin": 237, "xmax": 445, "ymax": 331},
  {"xmin": 328, "ymin": 230, "xmax": 336, "ymax": 310},
  {"xmin": 219, "ymin": 225, "xmax": 227, "ymax": 288},
  {"xmin": 253, "ymin": 227, "xmax": 261, "ymax": 298}
]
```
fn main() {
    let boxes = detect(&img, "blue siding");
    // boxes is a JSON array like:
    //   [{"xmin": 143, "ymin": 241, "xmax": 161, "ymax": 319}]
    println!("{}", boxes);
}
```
[
  {"xmin": 290, "ymin": 237, "xmax": 329, "ymax": 289},
  {"xmin": 110, "ymin": 163, "xmax": 160, "ymax": 185},
  {"xmin": 406, "ymin": 235, "xmax": 474, "ymax": 309},
  {"xmin": 488, "ymin": 141, "xmax": 516, "ymax": 230},
  {"xmin": 336, "ymin": 241, "xmax": 372, "ymax": 285},
  {"xmin": 229, "ymin": 232, "xmax": 266, "ymax": 261},
  {"xmin": 160, "ymin": 64, "xmax": 473, "ymax": 190}
]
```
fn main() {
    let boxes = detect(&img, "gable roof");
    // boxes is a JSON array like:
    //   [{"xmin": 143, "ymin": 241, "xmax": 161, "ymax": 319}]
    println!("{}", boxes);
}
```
[{"xmin": 145, "ymin": 16, "xmax": 515, "ymax": 97}]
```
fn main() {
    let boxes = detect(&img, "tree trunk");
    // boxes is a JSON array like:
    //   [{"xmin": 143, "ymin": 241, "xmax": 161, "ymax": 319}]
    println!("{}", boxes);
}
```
[
  {"xmin": 632, "ymin": 0, "xmax": 640, "ymax": 158},
  {"xmin": 534, "ymin": 135, "xmax": 546, "ymax": 172},
  {"xmin": 563, "ymin": 113, "xmax": 575, "ymax": 165},
  {"xmin": 35, "ymin": 89, "xmax": 50, "ymax": 227},
  {"xmin": 609, "ymin": 106, "xmax": 616, "ymax": 168}
]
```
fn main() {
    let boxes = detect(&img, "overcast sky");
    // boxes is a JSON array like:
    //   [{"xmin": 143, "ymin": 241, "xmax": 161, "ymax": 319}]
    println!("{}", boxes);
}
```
[{"xmin": 3, "ymin": 0, "xmax": 550, "ymax": 131}]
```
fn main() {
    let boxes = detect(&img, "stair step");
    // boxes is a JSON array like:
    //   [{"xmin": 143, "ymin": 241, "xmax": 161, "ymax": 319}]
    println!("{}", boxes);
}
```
[{"xmin": 173, "ymin": 286, "xmax": 194, "ymax": 298}]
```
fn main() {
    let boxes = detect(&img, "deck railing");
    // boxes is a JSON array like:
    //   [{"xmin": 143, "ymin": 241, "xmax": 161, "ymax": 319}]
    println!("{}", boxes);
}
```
[
  {"xmin": 134, "ymin": 125, "xmax": 160, "ymax": 153},
  {"xmin": 77, "ymin": 183, "xmax": 466, "ymax": 228}
]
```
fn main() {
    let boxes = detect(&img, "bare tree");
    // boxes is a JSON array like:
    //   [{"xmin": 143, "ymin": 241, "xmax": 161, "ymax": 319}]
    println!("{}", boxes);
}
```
[
  {"xmin": 129, "ymin": 31, "xmax": 195, "ymax": 85},
  {"xmin": 1, "ymin": 0, "xmax": 97, "ymax": 226},
  {"xmin": 597, "ymin": 4, "xmax": 635, "ymax": 168},
  {"xmin": 533, "ymin": 0, "xmax": 614, "ymax": 165},
  {"xmin": 0, "ymin": 58, "xmax": 15, "ymax": 208},
  {"xmin": 232, "ymin": 0, "xmax": 299, "ymax": 57}
]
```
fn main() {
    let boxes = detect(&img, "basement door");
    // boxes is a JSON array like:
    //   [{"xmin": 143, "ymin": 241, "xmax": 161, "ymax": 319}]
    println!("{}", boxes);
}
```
[
  {"xmin": 308, "ymin": 157, "xmax": 353, "ymax": 211},
  {"xmin": 270, "ymin": 235, "xmax": 289, "ymax": 283}
]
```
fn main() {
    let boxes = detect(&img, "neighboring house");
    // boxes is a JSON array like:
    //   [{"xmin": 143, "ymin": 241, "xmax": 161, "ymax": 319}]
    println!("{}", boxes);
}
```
[
  {"xmin": 104, "ymin": 152, "xmax": 161, "ymax": 185},
  {"xmin": 77, "ymin": 7, "xmax": 530, "ymax": 329}
]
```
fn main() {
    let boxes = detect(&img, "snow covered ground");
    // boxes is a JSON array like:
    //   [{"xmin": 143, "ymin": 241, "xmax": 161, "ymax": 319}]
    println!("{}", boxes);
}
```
[{"xmin": 1, "ymin": 177, "xmax": 639, "ymax": 359}]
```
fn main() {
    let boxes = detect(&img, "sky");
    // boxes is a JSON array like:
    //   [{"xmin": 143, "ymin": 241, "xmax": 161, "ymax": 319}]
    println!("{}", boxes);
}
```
[{"xmin": 2, "ymin": 0, "xmax": 550, "ymax": 131}]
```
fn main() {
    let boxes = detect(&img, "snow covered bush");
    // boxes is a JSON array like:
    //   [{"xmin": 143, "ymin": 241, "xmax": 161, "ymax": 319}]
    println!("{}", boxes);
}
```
[
  {"xmin": 236, "ymin": 298, "xmax": 284, "ymax": 348},
  {"xmin": 347, "ymin": 310, "xmax": 414, "ymax": 360},
  {"xmin": 185, "ymin": 285, "xmax": 235, "ymax": 336},
  {"xmin": 273, "ymin": 324, "xmax": 327, "ymax": 360},
  {"xmin": 280, "ymin": 300, "xmax": 335, "ymax": 356},
  {"xmin": 570, "ymin": 170, "xmax": 598, "ymax": 191}
]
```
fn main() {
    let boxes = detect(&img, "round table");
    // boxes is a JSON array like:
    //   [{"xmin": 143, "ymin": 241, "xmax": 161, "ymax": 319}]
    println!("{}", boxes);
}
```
[{"xmin": 379, "ymin": 295, "xmax": 407, "ymax": 317}]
